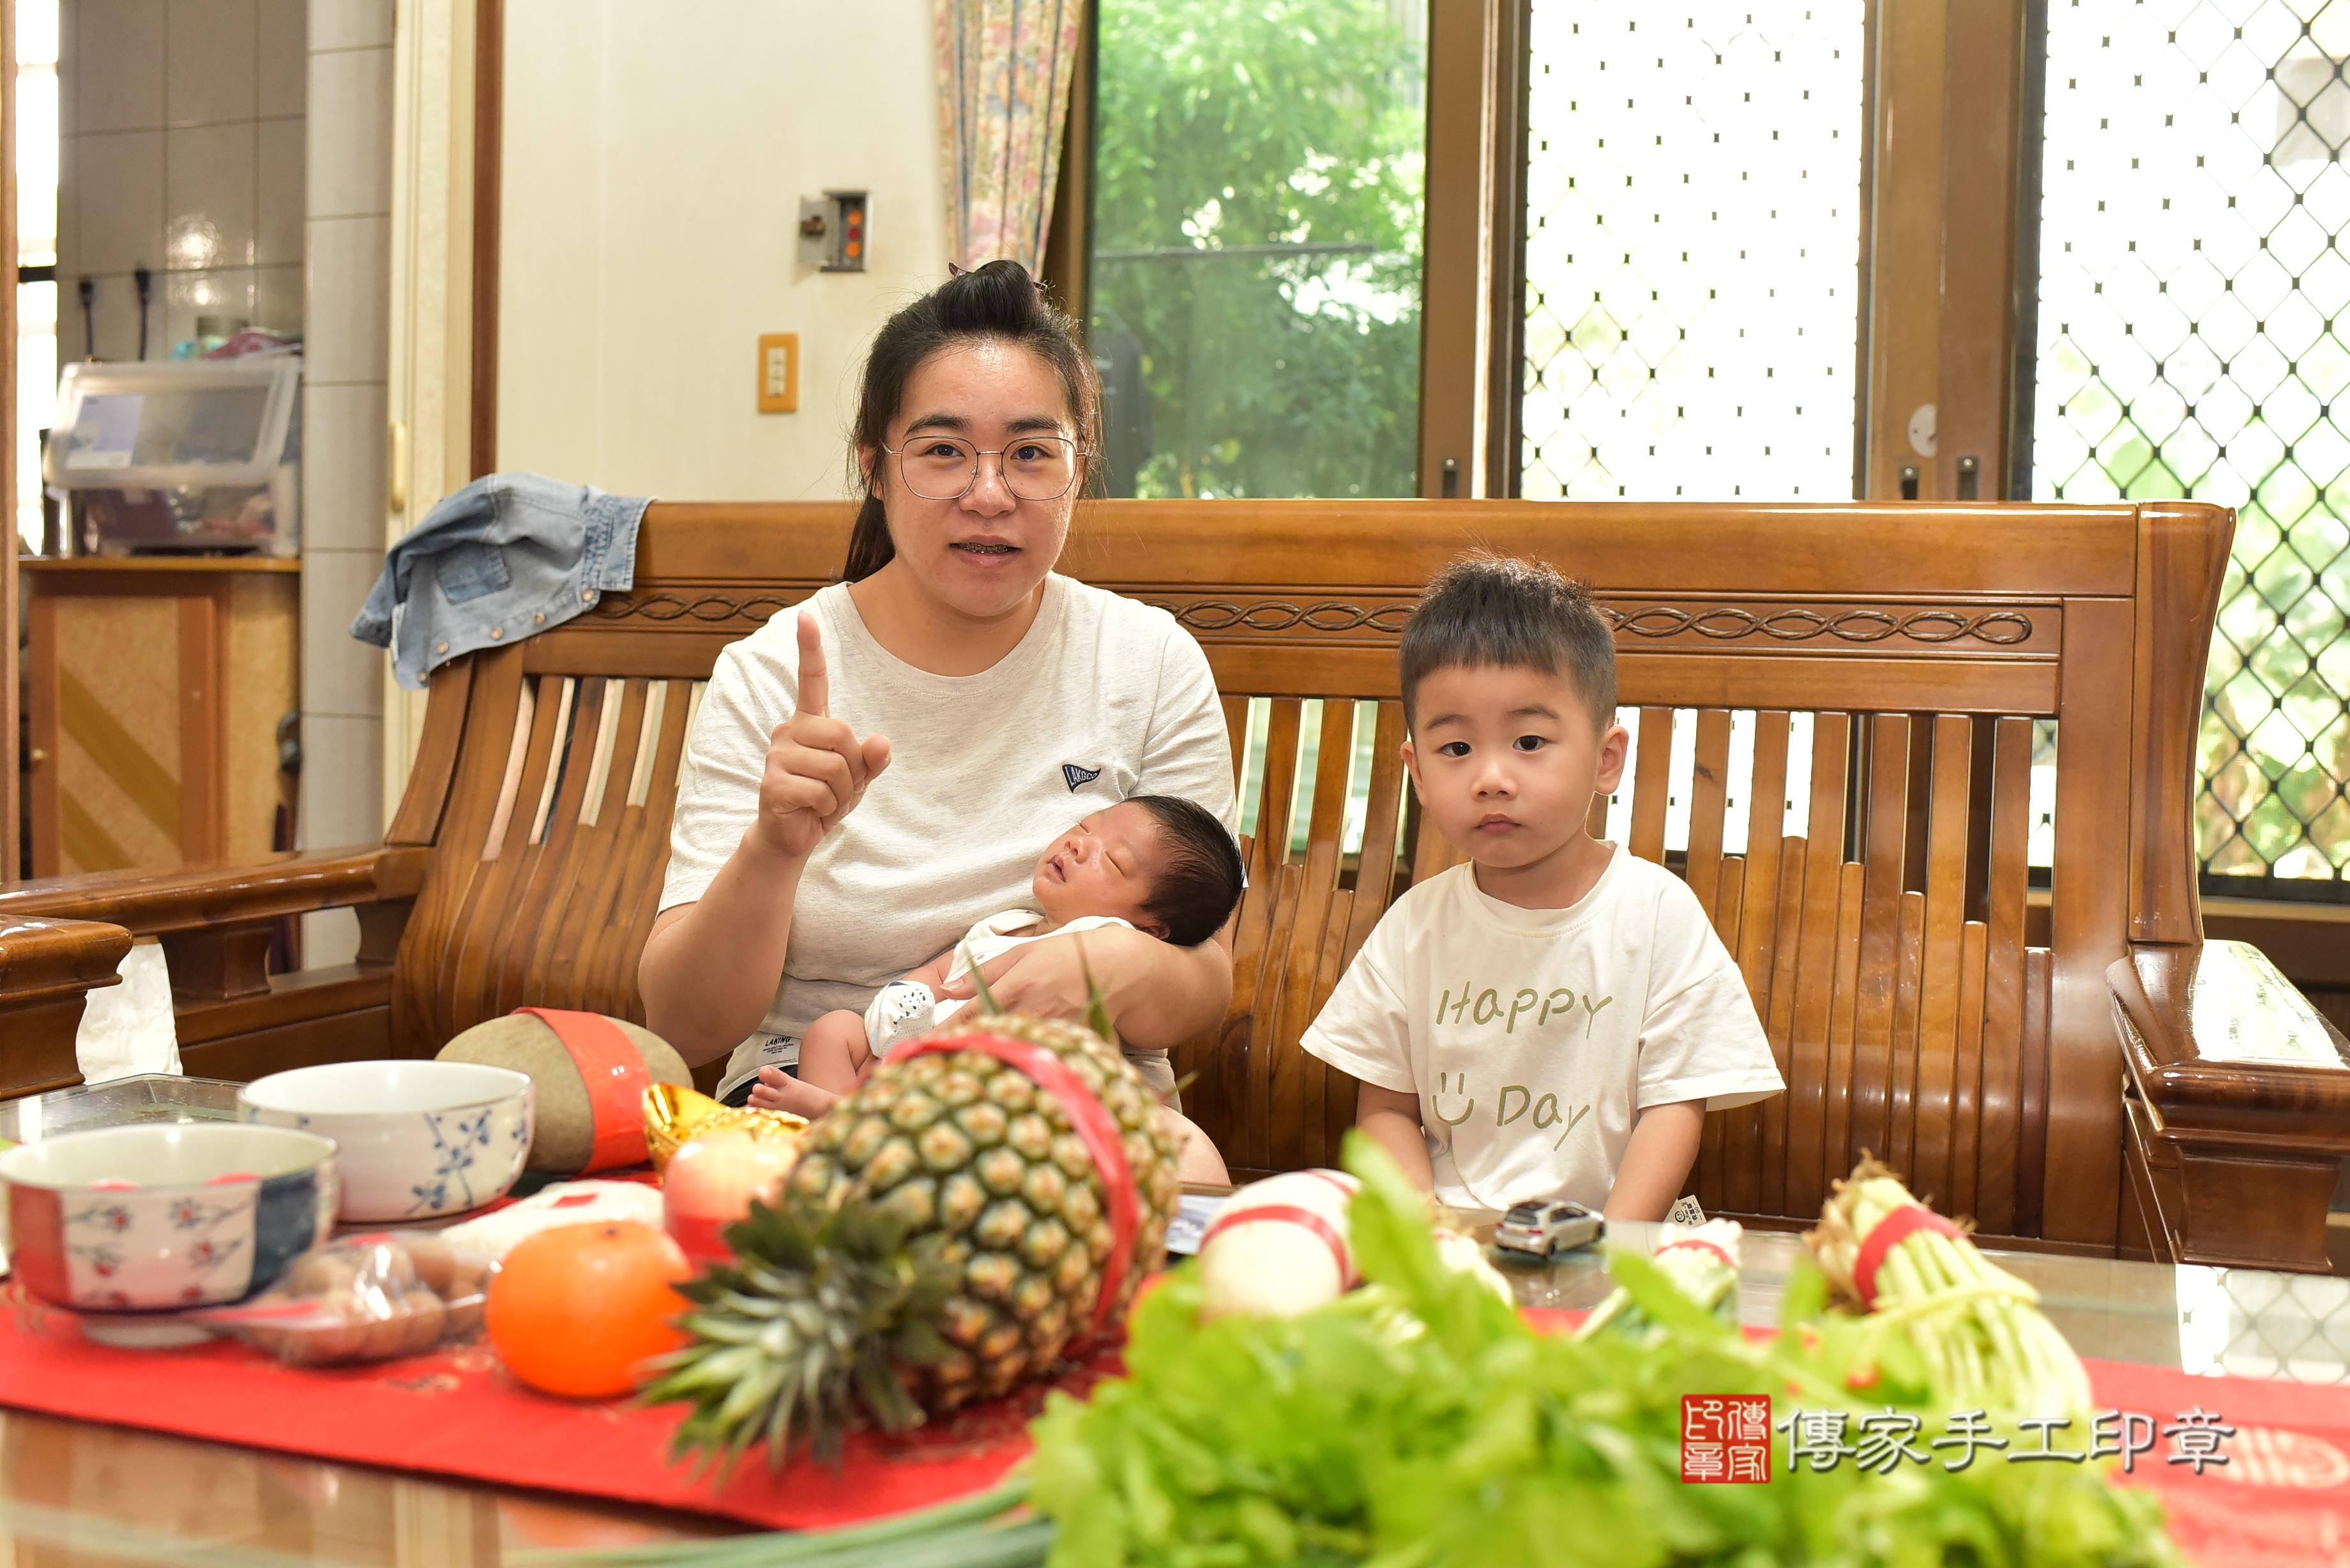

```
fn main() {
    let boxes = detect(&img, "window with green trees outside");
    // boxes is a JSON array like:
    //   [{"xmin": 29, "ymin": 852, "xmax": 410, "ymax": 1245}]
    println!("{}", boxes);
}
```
[{"xmin": 1086, "ymin": 0, "xmax": 1427, "ymax": 501}]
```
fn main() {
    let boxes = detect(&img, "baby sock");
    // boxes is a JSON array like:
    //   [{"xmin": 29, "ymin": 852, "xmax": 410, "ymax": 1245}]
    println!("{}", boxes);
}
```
[{"xmin": 870, "ymin": 980, "xmax": 938, "ymax": 1057}]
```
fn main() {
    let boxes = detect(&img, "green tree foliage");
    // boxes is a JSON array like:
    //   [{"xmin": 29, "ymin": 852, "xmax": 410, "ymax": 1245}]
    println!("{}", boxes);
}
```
[
  {"xmin": 1091, "ymin": 0, "xmax": 1425, "ymax": 499},
  {"xmin": 2045, "ymin": 337, "xmax": 2350, "ymax": 880}
]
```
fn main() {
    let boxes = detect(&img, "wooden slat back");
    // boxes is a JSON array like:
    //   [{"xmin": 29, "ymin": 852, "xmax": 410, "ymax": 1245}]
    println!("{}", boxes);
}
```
[
  {"xmin": 381, "ymin": 499, "xmax": 2227, "ymax": 1246},
  {"xmin": 391, "ymin": 642, "xmax": 727, "ymax": 1055}
]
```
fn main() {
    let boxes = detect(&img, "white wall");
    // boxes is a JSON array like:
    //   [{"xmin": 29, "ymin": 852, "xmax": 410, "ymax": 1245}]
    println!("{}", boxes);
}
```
[
  {"xmin": 495, "ymin": 0, "xmax": 948, "ymax": 500},
  {"xmin": 297, "ymin": 0, "xmax": 395, "ymax": 965}
]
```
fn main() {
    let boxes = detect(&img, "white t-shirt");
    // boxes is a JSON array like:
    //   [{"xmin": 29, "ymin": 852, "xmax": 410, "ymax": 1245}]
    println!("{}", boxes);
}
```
[
  {"xmin": 1301, "ymin": 847, "xmax": 1783, "ymax": 1213},
  {"xmin": 660, "ymin": 575, "xmax": 1236, "ymax": 1099}
]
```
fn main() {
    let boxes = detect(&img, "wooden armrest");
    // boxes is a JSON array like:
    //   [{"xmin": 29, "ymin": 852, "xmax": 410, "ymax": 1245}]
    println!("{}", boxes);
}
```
[
  {"xmin": 0, "ymin": 917, "xmax": 135, "ymax": 1004},
  {"xmin": 0, "ymin": 918, "xmax": 134, "ymax": 1099},
  {"xmin": 0, "ymin": 846, "xmax": 430, "ymax": 936},
  {"xmin": 2111, "ymin": 940, "xmax": 2350, "ymax": 1272}
]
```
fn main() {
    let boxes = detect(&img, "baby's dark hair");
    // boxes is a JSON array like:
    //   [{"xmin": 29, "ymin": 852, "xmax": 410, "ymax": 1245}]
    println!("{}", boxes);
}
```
[
  {"xmin": 1128, "ymin": 795, "xmax": 1245, "ymax": 947},
  {"xmin": 1398, "ymin": 553, "xmax": 1617, "ymax": 732}
]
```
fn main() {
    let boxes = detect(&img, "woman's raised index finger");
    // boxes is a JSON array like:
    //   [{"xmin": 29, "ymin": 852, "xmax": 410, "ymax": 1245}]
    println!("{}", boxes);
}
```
[{"xmin": 795, "ymin": 610, "xmax": 829, "ymax": 719}]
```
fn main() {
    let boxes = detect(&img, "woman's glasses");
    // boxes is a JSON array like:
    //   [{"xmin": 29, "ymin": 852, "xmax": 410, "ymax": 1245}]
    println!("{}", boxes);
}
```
[{"xmin": 881, "ymin": 435, "xmax": 1085, "ymax": 502}]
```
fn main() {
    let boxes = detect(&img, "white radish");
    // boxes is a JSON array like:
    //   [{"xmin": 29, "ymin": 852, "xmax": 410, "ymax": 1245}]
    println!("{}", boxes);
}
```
[{"xmin": 1197, "ymin": 1170, "xmax": 1361, "ymax": 1320}]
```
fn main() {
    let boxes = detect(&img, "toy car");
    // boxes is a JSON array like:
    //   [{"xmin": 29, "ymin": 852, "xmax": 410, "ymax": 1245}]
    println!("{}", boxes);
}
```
[{"xmin": 1492, "ymin": 1198, "xmax": 1604, "ymax": 1259}]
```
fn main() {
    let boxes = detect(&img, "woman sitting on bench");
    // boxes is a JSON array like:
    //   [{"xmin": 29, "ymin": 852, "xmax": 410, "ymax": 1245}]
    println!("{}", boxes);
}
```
[{"xmin": 637, "ymin": 260, "xmax": 1237, "ymax": 1182}]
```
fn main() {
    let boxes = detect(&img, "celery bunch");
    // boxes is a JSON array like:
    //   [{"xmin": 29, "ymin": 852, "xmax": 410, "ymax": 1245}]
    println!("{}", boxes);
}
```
[
  {"xmin": 1806, "ymin": 1159, "xmax": 2093, "ymax": 1417},
  {"xmin": 1576, "ymin": 1218, "xmax": 1743, "ymax": 1346}
]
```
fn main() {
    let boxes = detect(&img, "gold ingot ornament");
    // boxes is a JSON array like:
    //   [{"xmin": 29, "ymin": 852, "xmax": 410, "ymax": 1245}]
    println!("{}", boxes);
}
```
[{"xmin": 642, "ymin": 1083, "xmax": 808, "ymax": 1173}]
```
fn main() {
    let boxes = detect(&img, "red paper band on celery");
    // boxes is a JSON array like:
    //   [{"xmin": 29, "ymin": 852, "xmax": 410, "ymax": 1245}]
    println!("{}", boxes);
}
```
[
  {"xmin": 894, "ymin": 1032, "xmax": 1139, "ymax": 1334},
  {"xmin": 1657, "ymin": 1237, "xmax": 1734, "ymax": 1272},
  {"xmin": 1852, "ymin": 1203, "xmax": 1962, "ymax": 1308},
  {"xmin": 515, "ymin": 1007, "xmax": 650, "ymax": 1172},
  {"xmin": 1201, "ymin": 1203, "xmax": 1357, "ymax": 1288}
]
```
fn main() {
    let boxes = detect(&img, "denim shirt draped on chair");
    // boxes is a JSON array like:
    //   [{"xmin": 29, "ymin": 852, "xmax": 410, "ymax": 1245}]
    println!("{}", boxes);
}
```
[{"xmin": 351, "ymin": 473, "xmax": 653, "ymax": 689}]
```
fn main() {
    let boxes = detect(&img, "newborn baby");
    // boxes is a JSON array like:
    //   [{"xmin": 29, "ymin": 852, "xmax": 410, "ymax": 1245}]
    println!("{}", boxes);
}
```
[{"xmin": 757, "ymin": 796, "xmax": 1244, "ymax": 1181}]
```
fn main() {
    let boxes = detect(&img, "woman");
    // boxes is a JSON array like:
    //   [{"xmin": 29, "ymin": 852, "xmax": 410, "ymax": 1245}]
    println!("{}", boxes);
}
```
[{"xmin": 639, "ymin": 261, "xmax": 1238, "ymax": 1159}]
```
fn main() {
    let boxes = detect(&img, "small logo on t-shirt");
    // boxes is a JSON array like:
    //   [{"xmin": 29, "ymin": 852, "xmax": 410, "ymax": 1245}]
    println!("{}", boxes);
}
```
[{"xmin": 1061, "ymin": 764, "xmax": 1103, "ymax": 792}]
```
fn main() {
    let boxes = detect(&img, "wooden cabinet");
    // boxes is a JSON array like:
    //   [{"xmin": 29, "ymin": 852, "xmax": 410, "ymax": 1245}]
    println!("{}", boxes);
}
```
[{"xmin": 24, "ymin": 559, "xmax": 299, "ymax": 877}]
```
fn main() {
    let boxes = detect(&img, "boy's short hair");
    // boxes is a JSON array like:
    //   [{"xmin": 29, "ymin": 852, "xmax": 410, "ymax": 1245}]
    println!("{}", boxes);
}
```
[
  {"xmin": 1399, "ymin": 553, "xmax": 1617, "ymax": 731},
  {"xmin": 1128, "ymin": 795, "xmax": 1246, "ymax": 946}
]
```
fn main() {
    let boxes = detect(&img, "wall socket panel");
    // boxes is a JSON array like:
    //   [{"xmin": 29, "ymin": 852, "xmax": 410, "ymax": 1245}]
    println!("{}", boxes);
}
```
[
  {"xmin": 758, "ymin": 333, "xmax": 799, "ymax": 413},
  {"xmin": 797, "ymin": 191, "xmax": 869, "ymax": 272}
]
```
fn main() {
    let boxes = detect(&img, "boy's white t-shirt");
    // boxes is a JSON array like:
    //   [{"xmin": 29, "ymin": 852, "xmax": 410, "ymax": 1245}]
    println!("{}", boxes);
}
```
[
  {"xmin": 1301, "ymin": 847, "xmax": 1782, "ymax": 1213},
  {"xmin": 660, "ymin": 575, "xmax": 1236, "ymax": 1100}
]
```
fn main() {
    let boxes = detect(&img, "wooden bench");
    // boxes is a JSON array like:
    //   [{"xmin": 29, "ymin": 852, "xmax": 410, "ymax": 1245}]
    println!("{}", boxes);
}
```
[{"xmin": 4, "ymin": 499, "xmax": 2344, "ymax": 1269}]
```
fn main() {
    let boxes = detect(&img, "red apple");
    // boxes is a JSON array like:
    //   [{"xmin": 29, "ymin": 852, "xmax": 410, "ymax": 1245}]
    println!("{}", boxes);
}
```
[{"xmin": 660, "ymin": 1129, "xmax": 800, "ymax": 1263}]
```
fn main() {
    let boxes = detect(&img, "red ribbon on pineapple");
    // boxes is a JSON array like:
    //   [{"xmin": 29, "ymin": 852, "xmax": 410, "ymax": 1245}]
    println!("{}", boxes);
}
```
[{"xmin": 891, "ymin": 1032, "xmax": 1141, "ymax": 1333}]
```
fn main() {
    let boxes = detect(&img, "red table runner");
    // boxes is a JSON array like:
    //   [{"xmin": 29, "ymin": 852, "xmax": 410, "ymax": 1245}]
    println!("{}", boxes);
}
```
[
  {"xmin": 6, "ymin": 1283, "xmax": 2350, "ymax": 1557},
  {"xmin": 0, "ymin": 1279, "xmax": 1109, "ymax": 1532}
]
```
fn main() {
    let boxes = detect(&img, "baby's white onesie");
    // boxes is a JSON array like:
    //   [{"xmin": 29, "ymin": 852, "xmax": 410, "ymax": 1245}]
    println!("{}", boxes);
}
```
[{"xmin": 863, "ymin": 910, "xmax": 1135, "ymax": 1057}]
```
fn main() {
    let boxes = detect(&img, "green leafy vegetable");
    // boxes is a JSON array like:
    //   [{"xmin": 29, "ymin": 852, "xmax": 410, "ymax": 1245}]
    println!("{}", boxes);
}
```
[
  {"xmin": 532, "ymin": 1136, "xmax": 2181, "ymax": 1567},
  {"xmin": 1026, "ymin": 1133, "xmax": 2179, "ymax": 1567}
]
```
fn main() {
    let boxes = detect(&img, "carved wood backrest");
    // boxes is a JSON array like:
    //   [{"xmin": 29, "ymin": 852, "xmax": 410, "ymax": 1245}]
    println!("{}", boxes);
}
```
[{"xmin": 383, "ymin": 500, "xmax": 2229, "ymax": 1251}]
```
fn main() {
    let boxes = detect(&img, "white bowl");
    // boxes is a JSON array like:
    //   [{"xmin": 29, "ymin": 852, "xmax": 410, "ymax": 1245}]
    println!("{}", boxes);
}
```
[
  {"xmin": 239, "ymin": 1060, "xmax": 534, "ymax": 1222},
  {"xmin": 1, "ymin": 1123, "xmax": 339, "ymax": 1310}
]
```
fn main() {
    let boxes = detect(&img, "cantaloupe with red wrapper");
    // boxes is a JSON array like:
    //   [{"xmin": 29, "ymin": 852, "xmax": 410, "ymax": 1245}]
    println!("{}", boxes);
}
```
[{"xmin": 435, "ymin": 1008, "xmax": 694, "ymax": 1175}]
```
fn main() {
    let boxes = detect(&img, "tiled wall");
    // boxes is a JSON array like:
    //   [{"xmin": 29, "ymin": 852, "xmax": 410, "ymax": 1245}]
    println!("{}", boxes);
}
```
[
  {"xmin": 298, "ymin": 0, "xmax": 393, "ymax": 964},
  {"xmin": 58, "ymin": 0, "xmax": 307, "ymax": 360},
  {"xmin": 59, "ymin": 0, "xmax": 392, "ymax": 963}
]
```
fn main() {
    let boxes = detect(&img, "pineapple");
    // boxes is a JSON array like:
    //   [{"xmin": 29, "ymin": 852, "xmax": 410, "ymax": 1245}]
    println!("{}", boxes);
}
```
[{"xmin": 642, "ymin": 1008, "xmax": 1181, "ymax": 1471}]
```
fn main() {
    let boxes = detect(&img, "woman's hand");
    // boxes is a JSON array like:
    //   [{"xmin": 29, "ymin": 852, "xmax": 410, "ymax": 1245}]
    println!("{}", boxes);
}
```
[
  {"xmin": 754, "ymin": 612, "xmax": 893, "ymax": 859},
  {"xmin": 937, "ymin": 924, "xmax": 1153, "ymax": 1024}
]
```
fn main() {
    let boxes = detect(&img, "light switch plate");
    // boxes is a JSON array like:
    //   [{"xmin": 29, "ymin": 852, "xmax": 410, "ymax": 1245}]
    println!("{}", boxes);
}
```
[{"xmin": 758, "ymin": 333, "xmax": 800, "ymax": 413}]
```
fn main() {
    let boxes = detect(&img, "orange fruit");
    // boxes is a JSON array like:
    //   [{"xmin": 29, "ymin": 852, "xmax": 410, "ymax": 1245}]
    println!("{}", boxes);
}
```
[{"xmin": 487, "ymin": 1219, "xmax": 694, "ymax": 1399}]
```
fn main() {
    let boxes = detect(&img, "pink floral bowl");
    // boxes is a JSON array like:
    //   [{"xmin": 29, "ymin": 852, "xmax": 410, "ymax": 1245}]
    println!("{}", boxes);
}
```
[{"xmin": 0, "ymin": 1123, "xmax": 338, "ymax": 1311}]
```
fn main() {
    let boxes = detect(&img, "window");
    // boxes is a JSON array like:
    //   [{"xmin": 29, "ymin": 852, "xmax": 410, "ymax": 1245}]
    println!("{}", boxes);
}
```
[
  {"xmin": 1086, "ymin": 0, "xmax": 1427, "ymax": 499},
  {"xmin": 2031, "ymin": 1, "xmax": 2350, "ymax": 889},
  {"xmin": 1519, "ymin": 3, "xmax": 1865, "ymax": 502}
]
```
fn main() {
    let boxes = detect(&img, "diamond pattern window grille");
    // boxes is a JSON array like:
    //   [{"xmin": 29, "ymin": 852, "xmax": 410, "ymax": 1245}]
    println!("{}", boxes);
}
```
[
  {"xmin": 2033, "ymin": 0, "xmax": 2350, "ymax": 889},
  {"xmin": 1519, "ymin": 3, "xmax": 1865, "ymax": 502}
]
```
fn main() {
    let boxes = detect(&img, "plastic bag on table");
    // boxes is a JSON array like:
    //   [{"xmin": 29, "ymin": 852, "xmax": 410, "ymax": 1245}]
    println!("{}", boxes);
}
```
[{"xmin": 198, "ymin": 1233, "xmax": 494, "ymax": 1366}]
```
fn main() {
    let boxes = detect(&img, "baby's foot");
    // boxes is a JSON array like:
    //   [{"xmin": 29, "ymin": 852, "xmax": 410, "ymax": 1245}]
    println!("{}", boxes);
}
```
[{"xmin": 748, "ymin": 1066, "xmax": 837, "ymax": 1119}]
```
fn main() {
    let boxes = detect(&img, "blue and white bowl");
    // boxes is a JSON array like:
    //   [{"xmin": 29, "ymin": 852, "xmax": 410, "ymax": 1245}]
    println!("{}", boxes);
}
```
[
  {"xmin": 1, "ymin": 1122, "xmax": 338, "ymax": 1311},
  {"xmin": 239, "ymin": 1060, "xmax": 534, "ymax": 1223}
]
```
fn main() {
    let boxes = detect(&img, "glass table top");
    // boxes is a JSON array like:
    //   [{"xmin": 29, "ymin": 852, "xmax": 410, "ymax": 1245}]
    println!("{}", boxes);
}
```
[
  {"xmin": 1518, "ymin": 1221, "xmax": 2350, "ymax": 1387},
  {"xmin": 3, "ymin": 1226, "xmax": 2346, "ymax": 1564}
]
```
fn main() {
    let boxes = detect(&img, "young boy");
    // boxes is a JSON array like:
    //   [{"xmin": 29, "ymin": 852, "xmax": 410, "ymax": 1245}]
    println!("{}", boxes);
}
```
[{"xmin": 1301, "ymin": 555, "xmax": 1783, "ymax": 1219}]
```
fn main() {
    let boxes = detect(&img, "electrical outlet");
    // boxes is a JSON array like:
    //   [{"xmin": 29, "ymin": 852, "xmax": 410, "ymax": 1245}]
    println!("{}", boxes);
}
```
[{"xmin": 758, "ymin": 333, "xmax": 799, "ymax": 414}]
